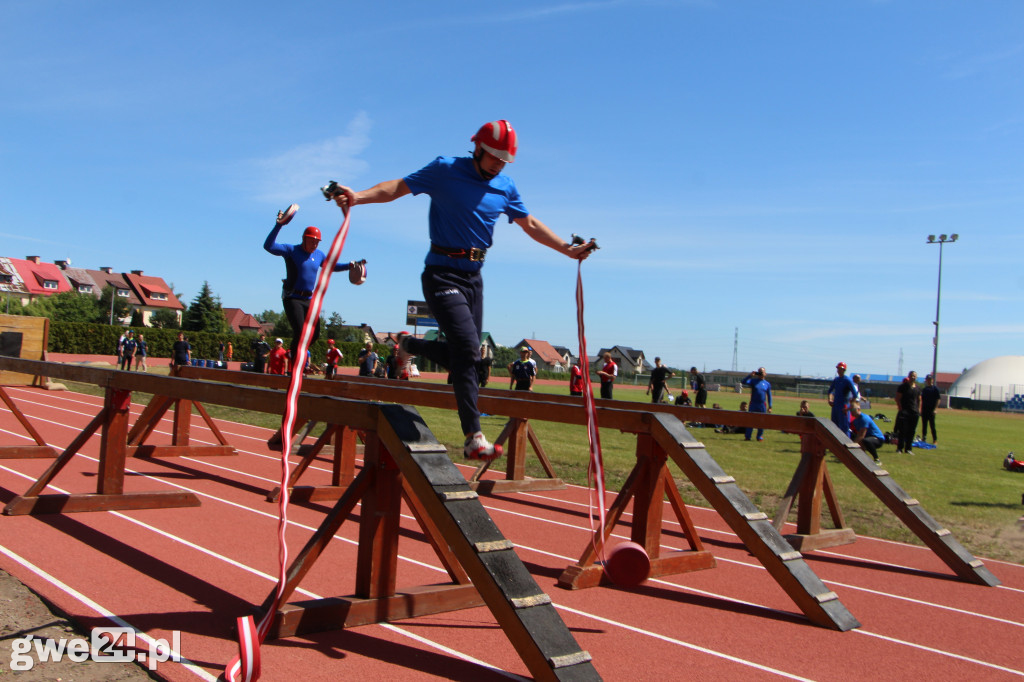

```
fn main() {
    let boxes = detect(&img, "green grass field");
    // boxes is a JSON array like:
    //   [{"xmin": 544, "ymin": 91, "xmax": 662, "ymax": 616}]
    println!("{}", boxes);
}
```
[{"xmin": 62, "ymin": 370, "xmax": 1024, "ymax": 565}]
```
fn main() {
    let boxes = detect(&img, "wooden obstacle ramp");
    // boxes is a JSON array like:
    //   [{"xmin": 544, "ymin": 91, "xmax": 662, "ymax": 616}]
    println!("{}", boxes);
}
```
[{"xmin": 261, "ymin": 402, "xmax": 600, "ymax": 681}]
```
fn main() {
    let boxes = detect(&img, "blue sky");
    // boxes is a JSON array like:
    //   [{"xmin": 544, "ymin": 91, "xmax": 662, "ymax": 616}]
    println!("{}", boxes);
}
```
[{"xmin": 2, "ymin": 1, "xmax": 1022, "ymax": 377}]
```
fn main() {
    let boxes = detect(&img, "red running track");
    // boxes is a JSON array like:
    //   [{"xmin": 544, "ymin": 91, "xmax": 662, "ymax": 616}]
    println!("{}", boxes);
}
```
[{"xmin": 0, "ymin": 385, "xmax": 1022, "ymax": 680}]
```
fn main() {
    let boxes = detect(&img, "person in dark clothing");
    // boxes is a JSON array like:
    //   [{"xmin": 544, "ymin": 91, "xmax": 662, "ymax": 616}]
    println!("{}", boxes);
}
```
[
  {"xmin": 689, "ymin": 367, "xmax": 707, "ymax": 407},
  {"xmin": 920, "ymin": 373, "xmax": 941, "ymax": 445},
  {"xmin": 894, "ymin": 371, "xmax": 921, "ymax": 453},
  {"xmin": 647, "ymin": 357, "xmax": 673, "ymax": 404},
  {"xmin": 252, "ymin": 333, "xmax": 270, "ymax": 374},
  {"xmin": 477, "ymin": 345, "xmax": 493, "ymax": 388},
  {"xmin": 171, "ymin": 332, "xmax": 191, "ymax": 367}
]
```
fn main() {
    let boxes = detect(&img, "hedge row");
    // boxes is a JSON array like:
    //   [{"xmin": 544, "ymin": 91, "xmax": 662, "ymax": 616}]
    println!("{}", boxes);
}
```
[{"xmin": 47, "ymin": 321, "xmax": 388, "ymax": 367}]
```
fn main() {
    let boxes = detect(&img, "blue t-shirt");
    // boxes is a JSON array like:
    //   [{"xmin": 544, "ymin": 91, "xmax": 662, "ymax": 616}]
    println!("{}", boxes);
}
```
[
  {"xmin": 852, "ymin": 413, "xmax": 885, "ymax": 441},
  {"xmin": 742, "ymin": 376, "xmax": 772, "ymax": 410},
  {"xmin": 404, "ymin": 156, "xmax": 529, "ymax": 273},
  {"xmin": 264, "ymin": 226, "xmax": 352, "ymax": 293},
  {"xmin": 828, "ymin": 375, "xmax": 858, "ymax": 408}
]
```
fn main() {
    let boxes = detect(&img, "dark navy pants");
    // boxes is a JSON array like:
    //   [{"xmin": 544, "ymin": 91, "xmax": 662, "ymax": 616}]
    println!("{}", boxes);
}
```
[{"xmin": 409, "ymin": 266, "xmax": 484, "ymax": 436}]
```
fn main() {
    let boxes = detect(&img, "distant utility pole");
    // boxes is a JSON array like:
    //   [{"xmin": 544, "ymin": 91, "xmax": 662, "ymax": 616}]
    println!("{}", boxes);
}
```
[
  {"xmin": 898, "ymin": 348, "xmax": 904, "ymax": 378},
  {"xmin": 731, "ymin": 327, "xmax": 738, "ymax": 371}
]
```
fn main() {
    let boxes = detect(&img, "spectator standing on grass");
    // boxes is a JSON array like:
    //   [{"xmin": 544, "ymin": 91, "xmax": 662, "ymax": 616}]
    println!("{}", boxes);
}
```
[
  {"xmin": 895, "ymin": 370, "xmax": 921, "ymax": 454},
  {"xmin": 690, "ymin": 367, "xmax": 708, "ymax": 408},
  {"xmin": 115, "ymin": 330, "xmax": 127, "ymax": 368},
  {"xmin": 252, "ymin": 333, "xmax": 270, "ymax": 374},
  {"xmin": 120, "ymin": 330, "xmax": 136, "ymax": 371},
  {"xmin": 508, "ymin": 346, "xmax": 537, "ymax": 391},
  {"xmin": 569, "ymin": 359, "xmax": 585, "ymax": 397},
  {"xmin": 741, "ymin": 367, "xmax": 772, "ymax": 441},
  {"xmin": 597, "ymin": 352, "xmax": 618, "ymax": 399},
  {"xmin": 171, "ymin": 332, "xmax": 191, "ymax": 367},
  {"xmin": 477, "ymin": 345, "xmax": 492, "ymax": 388},
  {"xmin": 827, "ymin": 361, "xmax": 858, "ymax": 437},
  {"xmin": 134, "ymin": 333, "xmax": 148, "ymax": 372},
  {"xmin": 325, "ymin": 339, "xmax": 343, "ymax": 379},
  {"xmin": 357, "ymin": 341, "xmax": 378, "ymax": 377},
  {"xmin": 647, "ymin": 357, "xmax": 674, "ymax": 404},
  {"xmin": 267, "ymin": 338, "xmax": 288, "ymax": 375},
  {"xmin": 920, "ymin": 373, "xmax": 941, "ymax": 445}
]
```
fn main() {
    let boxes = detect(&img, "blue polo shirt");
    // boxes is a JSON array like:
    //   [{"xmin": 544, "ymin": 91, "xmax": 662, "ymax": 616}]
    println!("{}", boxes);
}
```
[
  {"xmin": 404, "ymin": 156, "xmax": 529, "ymax": 273},
  {"xmin": 852, "ymin": 413, "xmax": 885, "ymax": 441}
]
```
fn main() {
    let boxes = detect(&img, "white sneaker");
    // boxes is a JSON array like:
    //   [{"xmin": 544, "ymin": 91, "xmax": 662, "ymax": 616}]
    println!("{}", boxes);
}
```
[{"xmin": 464, "ymin": 431, "xmax": 502, "ymax": 461}]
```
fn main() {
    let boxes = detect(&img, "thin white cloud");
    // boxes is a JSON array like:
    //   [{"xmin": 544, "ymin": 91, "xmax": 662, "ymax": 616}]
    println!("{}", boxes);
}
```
[
  {"xmin": 943, "ymin": 44, "xmax": 1024, "ymax": 80},
  {"xmin": 251, "ymin": 111, "xmax": 372, "ymax": 203}
]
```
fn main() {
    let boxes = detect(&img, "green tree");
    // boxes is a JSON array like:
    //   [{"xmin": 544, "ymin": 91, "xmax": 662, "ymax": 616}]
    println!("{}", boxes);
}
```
[
  {"xmin": 149, "ymin": 308, "xmax": 180, "ymax": 329},
  {"xmin": 98, "ymin": 285, "xmax": 131, "ymax": 324},
  {"xmin": 182, "ymin": 281, "xmax": 228, "ymax": 333},
  {"xmin": 324, "ymin": 311, "xmax": 346, "ymax": 340},
  {"xmin": 130, "ymin": 308, "xmax": 145, "ymax": 327}
]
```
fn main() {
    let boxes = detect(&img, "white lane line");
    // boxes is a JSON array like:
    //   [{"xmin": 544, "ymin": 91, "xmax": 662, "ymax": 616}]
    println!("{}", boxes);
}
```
[
  {"xmin": 5, "ymin": 390, "xmax": 1023, "ymax": 676},
  {"xmin": 0, "ymin": 464, "xmax": 815, "ymax": 680},
  {"xmin": 0, "ymin": 543, "xmax": 216, "ymax": 681}
]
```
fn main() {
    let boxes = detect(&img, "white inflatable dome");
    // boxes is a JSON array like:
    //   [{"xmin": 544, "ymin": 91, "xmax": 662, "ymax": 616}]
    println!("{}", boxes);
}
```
[{"xmin": 947, "ymin": 355, "xmax": 1024, "ymax": 400}]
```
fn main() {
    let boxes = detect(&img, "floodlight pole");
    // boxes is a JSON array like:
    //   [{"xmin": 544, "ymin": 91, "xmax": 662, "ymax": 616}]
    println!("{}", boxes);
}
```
[{"xmin": 926, "ymin": 233, "xmax": 958, "ymax": 381}]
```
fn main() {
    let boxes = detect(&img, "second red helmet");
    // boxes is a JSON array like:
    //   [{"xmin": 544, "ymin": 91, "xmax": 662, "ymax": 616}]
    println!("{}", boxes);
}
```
[
  {"xmin": 472, "ymin": 120, "xmax": 518, "ymax": 163},
  {"xmin": 303, "ymin": 226, "xmax": 322, "ymax": 241}
]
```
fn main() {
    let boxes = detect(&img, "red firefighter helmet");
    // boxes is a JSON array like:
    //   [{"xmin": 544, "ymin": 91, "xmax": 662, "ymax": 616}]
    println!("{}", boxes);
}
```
[
  {"xmin": 836, "ymin": 362, "xmax": 847, "ymax": 370},
  {"xmin": 471, "ymin": 120, "xmax": 517, "ymax": 163},
  {"xmin": 302, "ymin": 226, "xmax": 322, "ymax": 241}
]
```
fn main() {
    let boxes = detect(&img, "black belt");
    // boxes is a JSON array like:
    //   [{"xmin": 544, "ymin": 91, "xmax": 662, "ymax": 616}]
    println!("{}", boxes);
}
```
[
  {"xmin": 430, "ymin": 244, "xmax": 487, "ymax": 262},
  {"xmin": 283, "ymin": 288, "xmax": 313, "ymax": 299}
]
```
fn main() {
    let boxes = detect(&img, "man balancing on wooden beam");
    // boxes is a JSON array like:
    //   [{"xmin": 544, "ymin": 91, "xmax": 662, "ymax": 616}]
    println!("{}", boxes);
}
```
[{"xmin": 326, "ymin": 119, "xmax": 595, "ymax": 461}]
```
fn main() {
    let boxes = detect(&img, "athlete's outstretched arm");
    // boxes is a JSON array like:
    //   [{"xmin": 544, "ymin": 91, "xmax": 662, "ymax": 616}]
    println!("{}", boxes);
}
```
[
  {"xmin": 513, "ymin": 215, "xmax": 593, "ymax": 260},
  {"xmin": 331, "ymin": 179, "xmax": 411, "ymax": 210}
]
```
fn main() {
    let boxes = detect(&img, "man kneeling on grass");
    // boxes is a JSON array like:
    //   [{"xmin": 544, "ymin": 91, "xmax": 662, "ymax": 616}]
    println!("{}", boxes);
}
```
[{"xmin": 851, "ymin": 401, "xmax": 885, "ymax": 465}]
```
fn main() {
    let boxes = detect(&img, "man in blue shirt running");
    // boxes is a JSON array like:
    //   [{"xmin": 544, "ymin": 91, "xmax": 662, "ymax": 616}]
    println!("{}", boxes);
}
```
[
  {"xmin": 741, "ymin": 367, "xmax": 773, "ymax": 441},
  {"xmin": 328, "ymin": 120, "xmax": 593, "ymax": 460}
]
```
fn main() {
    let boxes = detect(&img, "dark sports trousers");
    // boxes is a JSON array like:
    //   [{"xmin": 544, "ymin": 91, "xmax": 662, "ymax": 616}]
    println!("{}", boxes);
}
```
[
  {"xmin": 651, "ymin": 385, "xmax": 665, "ymax": 404},
  {"xmin": 408, "ymin": 266, "xmax": 484, "ymax": 436},
  {"xmin": 860, "ymin": 435, "xmax": 883, "ymax": 460},
  {"xmin": 897, "ymin": 412, "xmax": 919, "ymax": 452},
  {"xmin": 695, "ymin": 388, "xmax": 707, "ymax": 407},
  {"xmin": 920, "ymin": 411, "xmax": 937, "ymax": 442},
  {"xmin": 283, "ymin": 296, "xmax": 319, "ymax": 359},
  {"xmin": 600, "ymin": 382, "xmax": 613, "ymax": 399}
]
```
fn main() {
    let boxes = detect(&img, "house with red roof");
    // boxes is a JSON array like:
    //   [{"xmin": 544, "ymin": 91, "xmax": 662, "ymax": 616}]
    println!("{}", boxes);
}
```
[
  {"xmin": 0, "ymin": 257, "xmax": 30, "ymax": 306},
  {"xmin": 6, "ymin": 256, "xmax": 71, "ymax": 304},
  {"xmin": 223, "ymin": 307, "xmax": 265, "ymax": 334},
  {"xmin": 84, "ymin": 267, "xmax": 138, "ymax": 325},
  {"xmin": 122, "ymin": 270, "xmax": 184, "ymax": 327},
  {"xmin": 511, "ymin": 338, "xmax": 570, "ymax": 373}
]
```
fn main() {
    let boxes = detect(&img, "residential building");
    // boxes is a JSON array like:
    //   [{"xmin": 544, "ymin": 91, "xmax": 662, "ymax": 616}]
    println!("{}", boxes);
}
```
[
  {"xmin": 595, "ymin": 345, "xmax": 649, "ymax": 376},
  {"xmin": 5, "ymin": 256, "xmax": 71, "ymax": 304},
  {"xmin": 223, "ymin": 308, "xmax": 265, "ymax": 334},
  {"xmin": 511, "ymin": 338, "xmax": 569, "ymax": 372},
  {"xmin": 122, "ymin": 270, "xmax": 184, "ymax": 327}
]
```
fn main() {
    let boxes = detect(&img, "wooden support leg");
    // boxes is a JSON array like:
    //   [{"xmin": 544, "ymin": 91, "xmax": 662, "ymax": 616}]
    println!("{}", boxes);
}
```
[
  {"xmin": 98, "ymin": 388, "xmax": 131, "ymax": 495},
  {"xmin": 781, "ymin": 436, "xmax": 856, "ymax": 552},
  {"xmin": 470, "ymin": 418, "xmax": 567, "ymax": 494},
  {"xmin": 558, "ymin": 434, "xmax": 714, "ymax": 589},
  {"xmin": 172, "ymin": 399, "xmax": 192, "ymax": 446},
  {"xmin": 0, "ymin": 385, "xmax": 57, "ymax": 458}
]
